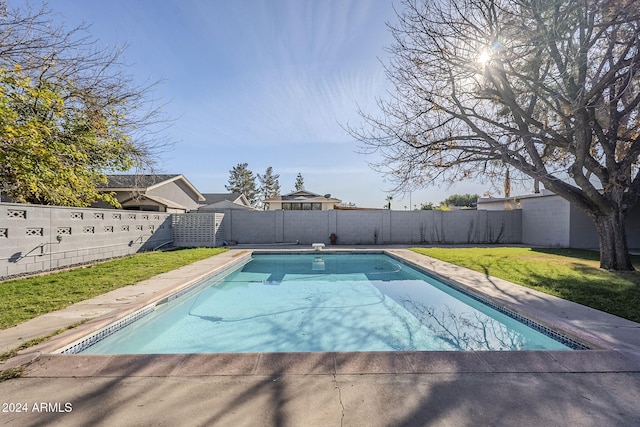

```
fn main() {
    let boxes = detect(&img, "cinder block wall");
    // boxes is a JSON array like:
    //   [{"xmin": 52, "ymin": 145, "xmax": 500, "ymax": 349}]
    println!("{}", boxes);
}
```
[
  {"xmin": 568, "ymin": 202, "xmax": 640, "ymax": 250},
  {"xmin": 336, "ymin": 211, "xmax": 385, "ymax": 244},
  {"xmin": 283, "ymin": 211, "xmax": 331, "ymax": 244},
  {"xmin": 229, "ymin": 211, "xmax": 278, "ymax": 244},
  {"xmin": 569, "ymin": 205, "xmax": 599, "ymax": 249},
  {"xmin": 0, "ymin": 203, "xmax": 172, "ymax": 279},
  {"xmin": 1, "ymin": 204, "xmax": 524, "ymax": 279},
  {"xmin": 389, "ymin": 210, "xmax": 521, "ymax": 244},
  {"xmin": 210, "ymin": 209, "xmax": 521, "ymax": 245},
  {"xmin": 624, "ymin": 203, "xmax": 640, "ymax": 249},
  {"xmin": 520, "ymin": 196, "xmax": 571, "ymax": 247}
]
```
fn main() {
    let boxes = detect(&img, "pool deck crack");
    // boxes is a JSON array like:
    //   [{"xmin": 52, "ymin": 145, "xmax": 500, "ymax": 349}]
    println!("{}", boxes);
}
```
[{"xmin": 332, "ymin": 369, "xmax": 345, "ymax": 426}]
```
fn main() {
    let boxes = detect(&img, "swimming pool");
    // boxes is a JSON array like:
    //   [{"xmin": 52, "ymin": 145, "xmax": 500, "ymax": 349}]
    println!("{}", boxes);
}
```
[
  {"xmin": 74, "ymin": 253, "xmax": 585, "ymax": 353},
  {"xmin": 71, "ymin": 253, "xmax": 584, "ymax": 354}
]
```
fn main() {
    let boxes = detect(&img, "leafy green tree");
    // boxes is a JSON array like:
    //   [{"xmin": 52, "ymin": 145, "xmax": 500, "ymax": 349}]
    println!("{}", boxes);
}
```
[
  {"xmin": 294, "ymin": 172, "xmax": 305, "ymax": 191},
  {"xmin": 226, "ymin": 163, "xmax": 258, "ymax": 206},
  {"xmin": 257, "ymin": 166, "xmax": 281, "ymax": 209},
  {"xmin": 0, "ymin": 66, "xmax": 137, "ymax": 206},
  {"xmin": 0, "ymin": 3, "xmax": 168, "ymax": 206},
  {"xmin": 351, "ymin": 0, "xmax": 640, "ymax": 270},
  {"xmin": 442, "ymin": 194, "xmax": 480, "ymax": 208}
]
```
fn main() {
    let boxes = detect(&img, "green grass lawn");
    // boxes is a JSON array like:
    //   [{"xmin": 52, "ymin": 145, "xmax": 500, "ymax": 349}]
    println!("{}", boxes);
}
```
[
  {"xmin": 411, "ymin": 247, "xmax": 640, "ymax": 323},
  {"xmin": 0, "ymin": 247, "xmax": 228, "ymax": 330}
]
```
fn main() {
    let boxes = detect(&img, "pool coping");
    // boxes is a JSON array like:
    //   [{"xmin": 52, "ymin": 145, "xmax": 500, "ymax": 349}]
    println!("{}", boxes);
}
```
[{"xmin": 3, "ymin": 247, "xmax": 640, "ymax": 377}]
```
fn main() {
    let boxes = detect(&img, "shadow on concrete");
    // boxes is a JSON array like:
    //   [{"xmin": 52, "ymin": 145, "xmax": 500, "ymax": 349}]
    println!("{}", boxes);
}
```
[{"xmin": 4, "ymin": 351, "xmax": 640, "ymax": 426}]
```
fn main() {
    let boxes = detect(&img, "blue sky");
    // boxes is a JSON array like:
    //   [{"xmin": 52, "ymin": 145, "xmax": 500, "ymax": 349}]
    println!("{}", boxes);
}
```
[{"xmin": 48, "ymin": 0, "xmax": 490, "ymax": 208}]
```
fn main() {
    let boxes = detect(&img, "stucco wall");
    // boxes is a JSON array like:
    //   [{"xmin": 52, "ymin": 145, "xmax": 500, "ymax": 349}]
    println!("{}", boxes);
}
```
[
  {"xmin": 147, "ymin": 180, "xmax": 201, "ymax": 211},
  {"xmin": 0, "ymin": 203, "xmax": 172, "ymax": 279}
]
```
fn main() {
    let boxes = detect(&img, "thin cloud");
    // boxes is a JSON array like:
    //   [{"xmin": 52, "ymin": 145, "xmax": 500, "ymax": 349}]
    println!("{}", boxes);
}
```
[{"xmin": 170, "ymin": 0, "xmax": 392, "ymax": 148}]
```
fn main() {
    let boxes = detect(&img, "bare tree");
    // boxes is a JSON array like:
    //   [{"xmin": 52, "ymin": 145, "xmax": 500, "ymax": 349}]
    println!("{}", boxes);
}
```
[
  {"xmin": 350, "ymin": 0, "xmax": 640, "ymax": 270},
  {"xmin": 0, "ymin": 2, "xmax": 171, "ymax": 206}
]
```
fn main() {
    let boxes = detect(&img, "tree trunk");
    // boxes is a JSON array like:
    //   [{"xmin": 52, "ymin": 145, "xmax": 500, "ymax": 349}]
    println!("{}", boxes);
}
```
[{"xmin": 593, "ymin": 212, "xmax": 634, "ymax": 271}]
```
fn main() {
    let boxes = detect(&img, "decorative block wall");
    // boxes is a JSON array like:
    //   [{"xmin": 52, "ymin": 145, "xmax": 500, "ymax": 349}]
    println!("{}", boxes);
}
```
[
  {"xmin": 172, "ymin": 213, "xmax": 224, "ymax": 247},
  {"xmin": 0, "ymin": 203, "xmax": 171, "ymax": 279}
]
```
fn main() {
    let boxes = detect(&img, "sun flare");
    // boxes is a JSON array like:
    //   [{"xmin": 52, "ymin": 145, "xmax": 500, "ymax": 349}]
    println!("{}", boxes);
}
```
[{"xmin": 477, "ymin": 49, "xmax": 492, "ymax": 64}]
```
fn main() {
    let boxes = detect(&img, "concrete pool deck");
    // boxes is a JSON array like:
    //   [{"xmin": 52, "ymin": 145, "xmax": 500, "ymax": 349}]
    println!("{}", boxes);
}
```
[{"xmin": 1, "ymin": 247, "xmax": 639, "ymax": 426}]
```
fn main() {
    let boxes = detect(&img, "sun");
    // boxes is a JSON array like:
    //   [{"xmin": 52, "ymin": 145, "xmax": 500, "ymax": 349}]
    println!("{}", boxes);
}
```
[{"xmin": 477, "ymin": 49, "xmax": 492, "ymax": 65}]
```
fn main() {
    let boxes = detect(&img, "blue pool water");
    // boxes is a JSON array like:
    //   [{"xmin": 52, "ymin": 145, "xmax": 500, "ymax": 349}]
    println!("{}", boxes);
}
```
[{"xmin": 80, "ymin": 253, "xmax": 575, "ymax": 353}]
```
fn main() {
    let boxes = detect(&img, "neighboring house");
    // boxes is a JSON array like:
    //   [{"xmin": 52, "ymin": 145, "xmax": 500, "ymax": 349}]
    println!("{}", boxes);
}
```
[
  {"xmin": 477, "ymin": 190, "xmax": 640, "ymax": 249},
  {"xmin": 262, "ymin": 190, "xmax": 342, "ymax": 211},
  {"xmin": 198, "ymin": 193, "xmax": 255, "ymax": 211},
  {"xmin": 96, "ymin": 174, "xmax": 205, "ymax": 213}
]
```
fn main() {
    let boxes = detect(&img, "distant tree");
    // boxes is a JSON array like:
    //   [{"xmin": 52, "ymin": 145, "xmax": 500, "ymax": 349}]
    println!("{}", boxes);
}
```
[
  {"xmin": 350, "ymin": 0, "xmax": 640, "ymax": 270},
  {"xmin": 442, "ymin": 194, "xmax": 480, "ymax": 208},
  {"xmin": 0, "ymin": 2, "xmax": 168, "ymax": 206},
  {"xmin": 226, "ymin": 163, "xmax": 258, "ymax": 206},
  {"xmin": 420, "ymin": 202, "xmax": 436, "ymax": 210},
  {"xmin": 257, "ymin": 166, "xmax": 281, "ymax": 210},
  {"xmin": 385, "ymin": 195, "xmax": 393, "ymax": 209},
  {"xmin": 294, "ymin": 173, "xmax": 305, "ymax": 191}
]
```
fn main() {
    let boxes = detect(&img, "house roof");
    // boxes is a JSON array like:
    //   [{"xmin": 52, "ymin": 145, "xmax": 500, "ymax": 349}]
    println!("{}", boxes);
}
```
[
  {"xmin": 263, "ymin": 190, "xmax": 341, "ymax": 204},
  {"xmin": 101, "ymin": 174, "xmax": 179, "ymax": 189},
  {"xmin": 199, "ymin": 200, "xmax": 255, "ymax": 211},
  {"xmin": 199, "ymin": 193, "xmax": 254, "ymax": 210},
  {"xmin": 100, "ymin": 174, "xmax": 205, "ymax": 202},
  {"xmin": 334, "ymin": 205, "xmax": 383, "ymax": 210},
  {"xmin": 201, "ymin": 193, "xmax": 245, "ymax": 205},
  {"xmin": 120, "ymin": 194, "xmax": 189, "ymax": 211},
  {"xmin": 477, "ymin": 189, "xmax": 557, "ymax": 204}
]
